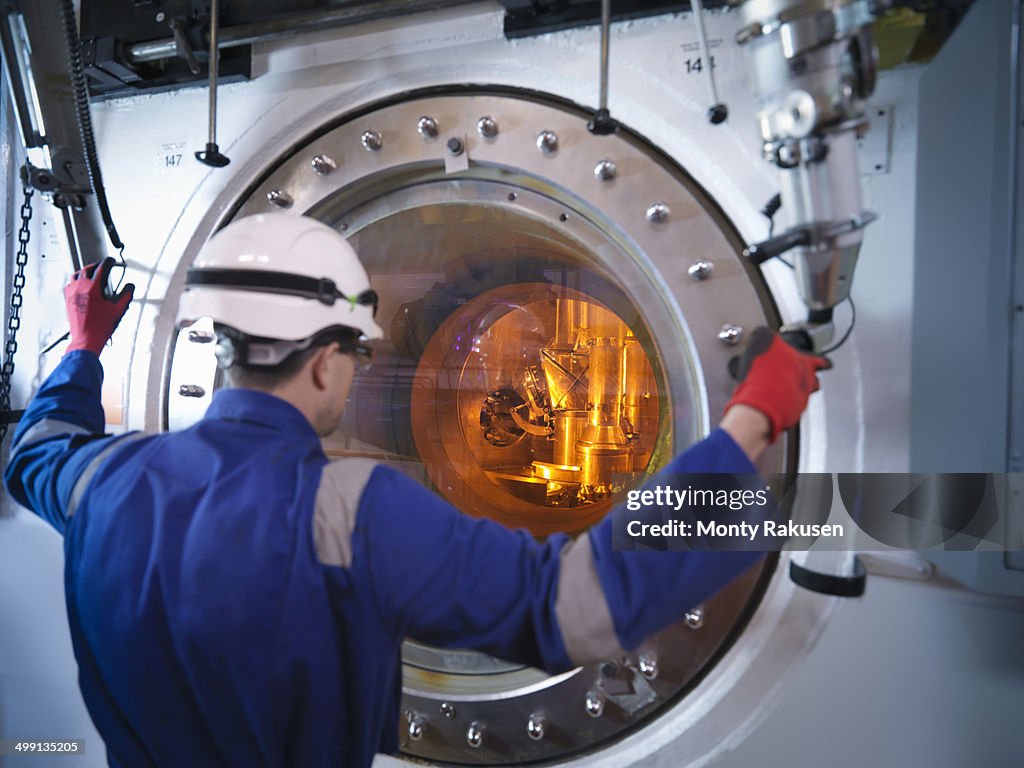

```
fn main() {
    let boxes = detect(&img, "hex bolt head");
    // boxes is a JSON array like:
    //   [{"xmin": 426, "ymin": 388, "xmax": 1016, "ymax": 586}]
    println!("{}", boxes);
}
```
[
  {"xmin": 266, "ymin": 189, "xmax": 293, "ymax": 209},
  {"xmin": 311, "ymin": 154, "xmax": 337, "ymax": 175},
  {"xmin": 446, "ymin": 137, "xmax": 464, "ymax": 156},
  {"xmin": 361, "ymin": 130, "xmax": 383, "ymax": 152},
  {"xmin": 646, "ymin": 202, "xmax": 670, "ymax": 224},
  {"xmin": 584, "ymin": 689, "xmax": 605, "ymax": 718},
  {"xmin": 594, "ymin": 159, "xmax": 617, "ymax": 181},
  {"xmin": 526, "ymin": 713, "xmax": 546, "ymax": 741},
  {"xmin": 407, "ymin": 715, "xmax": 428, "ymax": 742},
  {"xmin": 777, "ymin": 143, "xmax": 798, "ymax": 166},
  {"xmin": 439, "ymin": 702, "xmax": 456, "ymax": 720},
  {"xmin": 688, "ymin": 259, "xmax": 714, "ymax": 281},
  {"xmin": 477, "ymin": 116, "xmax": 499, "ymax": 139},
  {"xmin": 178, "ymin": 384, "xmax": 206, "ymax": 398},
  {"xmin": 638, "ymin": 652, "xmax": 659, "ymax": 680},
  {"xmin": 537, "ymin": 130, "xmax": 559, "ymax": 155},
  {"xmin": 466, "ymin": 722, "xmax": 485, "ymax": 748},
  {"xmin": 717, "ymin": 326, "xmax": 743, "ymax": 347},
  {"xmin": 417, "ymin": 116, "xmax": 439, "ymax": 139},
  {"xmin": 685, "ymin": 606, "xmax": 705, "ymax": 629},
  {"xmin": 187, "ymin": 329, "xmax": 214, "ymax": 344}
]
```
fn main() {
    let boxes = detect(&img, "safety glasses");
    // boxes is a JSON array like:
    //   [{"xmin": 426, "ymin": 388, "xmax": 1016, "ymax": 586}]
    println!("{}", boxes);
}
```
[{"xmin": 337, "ymin": 336, "xmax": 375, "ymax": 372}]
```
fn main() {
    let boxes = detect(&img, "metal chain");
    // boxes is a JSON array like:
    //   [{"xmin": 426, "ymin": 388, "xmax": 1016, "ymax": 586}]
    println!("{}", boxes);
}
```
[{"xmin": 0, "ymin": 182, "xmax": 34, "ymax": 445}]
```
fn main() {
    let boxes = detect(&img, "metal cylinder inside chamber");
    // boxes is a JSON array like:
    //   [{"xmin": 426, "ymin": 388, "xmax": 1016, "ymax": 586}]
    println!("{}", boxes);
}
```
[{"xmin": 165, "ymin": 91, "xmax": 790, "ymax": 765}]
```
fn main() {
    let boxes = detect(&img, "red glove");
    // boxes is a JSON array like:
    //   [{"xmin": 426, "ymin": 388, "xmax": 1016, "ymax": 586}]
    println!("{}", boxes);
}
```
[
  {"xmin": 64, "ymin": 258, "xmax": 134, "ymax": 356},
  {"xmin": 724, "ymin": 327, "xmax": 831, "ymax": 443}
]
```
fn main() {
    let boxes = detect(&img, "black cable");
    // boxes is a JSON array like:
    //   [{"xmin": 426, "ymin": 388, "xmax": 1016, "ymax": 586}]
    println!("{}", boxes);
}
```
[
  {"xmin": 58, "ymin": 0, "xmax": 124, "ymax": 251},
  {"xmin": 760, "ymin": 193, "xmax": 794, "ymax": 268},
  {"xmin": 112, "ymin": 248, "xmax": 127, "ymax": 292},
  {"xmin": 819, "ymin": 296, "xmax": 856, "ymax": 355},
  {"xmin": 757, "ymin": 192, "xmax": 854, "ymax": 351},
  {"xmin": 761, "ymin": 193, "xmax": 781, "ymax": 235}
]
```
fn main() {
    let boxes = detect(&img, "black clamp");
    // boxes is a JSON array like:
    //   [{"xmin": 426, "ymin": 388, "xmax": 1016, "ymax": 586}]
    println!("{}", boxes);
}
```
[
  {"xmin": 587, "ymin": 108, "xmax": 619, "ymax": 136},
  {"xmin": 789, "ymin": 556, "xmax": 867, "ymax": 598},
  {"xmin": 20, "ymin": 156, "xmax": 90, "ymax": 210},
  {"xmin": 743, "ymin": 228, "xmax": 812, "ymax": 265},
  {"xmin": 317, "ymin": 277, "xmax": 340, "ymax": 306}
]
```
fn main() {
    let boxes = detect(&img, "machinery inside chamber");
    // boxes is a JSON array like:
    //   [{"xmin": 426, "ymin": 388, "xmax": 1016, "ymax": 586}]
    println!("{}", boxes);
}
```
[
  {"xmin": 417, "ymin": 287, "xmax": 659, "ymax": 526},
  {"xmin": 326, "ymin": 200, "xmax": 668, "ymax": 536}
]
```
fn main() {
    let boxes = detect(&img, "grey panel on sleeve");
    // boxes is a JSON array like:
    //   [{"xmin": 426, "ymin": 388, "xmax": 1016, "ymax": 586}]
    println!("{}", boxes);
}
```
[
  {"xmin": 313, "ymin": 458, "xmax": 379, "ymax": 568},
  {"xmin": 12, "ymin": 418, "xmax": 89, "ymax": 452},
  {"xmin": 67, "ymin": 432, "xmax": 149, "ymax": 517},
  {"xmin": 554, "ymin": 533, "xmax": 625, "ymax": 667}
]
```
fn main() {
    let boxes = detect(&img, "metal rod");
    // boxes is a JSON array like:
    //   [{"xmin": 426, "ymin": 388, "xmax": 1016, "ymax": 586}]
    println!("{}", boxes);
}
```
[
  {"xmin": 127, "ymin": 0, "xmax": 478, "ymax": 65},
  {"xmin": 207, "ymin": 0, "xmax": 220, "ymax": 146},
  {"xmin": 587, "ymin": 0, "xmax": 618, "ymax": 134},
  {"xmin": 41, "ymin": 331, "xmax": 70, "ymax": 355},
  {"xmin": 195, "ymin": 0, "xmax": 230, "ymax": 167},
  {"xmin": 60, "ymin": 207, "xmax": 84, "ymax": 272},
  {"xmin": 690, "ymin": 0, "xmax": 718, "ymax": 106},
  {"xmin": 1004, "ymin": 0, "xmax": 1022, "ymax": 471},
  {"xmin": 599, "ymin": 0, "xmax": 610, "ymax": 111}
]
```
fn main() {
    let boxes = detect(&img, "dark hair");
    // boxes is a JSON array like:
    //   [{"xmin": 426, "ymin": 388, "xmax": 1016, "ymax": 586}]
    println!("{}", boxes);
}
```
[{"xmin": 221, "ymin": 348, "xmax": 319, "ymax": 391}]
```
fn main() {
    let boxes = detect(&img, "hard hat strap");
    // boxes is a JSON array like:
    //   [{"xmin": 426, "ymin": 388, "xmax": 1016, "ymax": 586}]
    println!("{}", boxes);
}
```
[
  {"xmin": 186, "ymin": 268, "xmax": 378, "ymax": 316},
  {"xmin": 214, "ymin": 323, "xmax": 372, "ymax": 370}
]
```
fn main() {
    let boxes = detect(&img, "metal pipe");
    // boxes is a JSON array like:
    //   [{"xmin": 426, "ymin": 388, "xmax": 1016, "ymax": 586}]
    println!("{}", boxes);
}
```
[
  {"xmin": 0, "ymin": 11, "xmax": 43, "ymax": 149},
  {"xmin": 17, "ymin": 0, "xmax": 112, "ymax": 264},
  {"xmin": 127, "ymin": 0, "xmax": 479, "ymax": 64}
]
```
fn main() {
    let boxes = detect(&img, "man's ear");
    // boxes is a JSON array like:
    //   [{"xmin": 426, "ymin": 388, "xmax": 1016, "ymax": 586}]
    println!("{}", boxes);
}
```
[{"xmin": 310, "ymin": 343, "xmax": 339, "ymax": 391}]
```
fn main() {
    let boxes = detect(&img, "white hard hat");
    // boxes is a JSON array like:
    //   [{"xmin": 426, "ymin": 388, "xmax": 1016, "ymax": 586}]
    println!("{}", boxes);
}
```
[{"xmin": 177, "ymin": 213, "xmax": 383, "ymax": 343}]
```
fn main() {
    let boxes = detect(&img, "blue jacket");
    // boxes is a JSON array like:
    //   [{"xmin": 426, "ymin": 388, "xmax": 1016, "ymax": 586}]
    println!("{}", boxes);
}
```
[{"xmin": 5, "ymin": 351, "xmax": 761, "ymax": 767}]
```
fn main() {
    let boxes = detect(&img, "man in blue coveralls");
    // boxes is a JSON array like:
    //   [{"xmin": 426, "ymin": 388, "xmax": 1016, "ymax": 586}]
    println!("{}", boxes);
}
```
[{"xmin": 4, "ymin": 213, "xmax": 829, "ymax": 768}]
